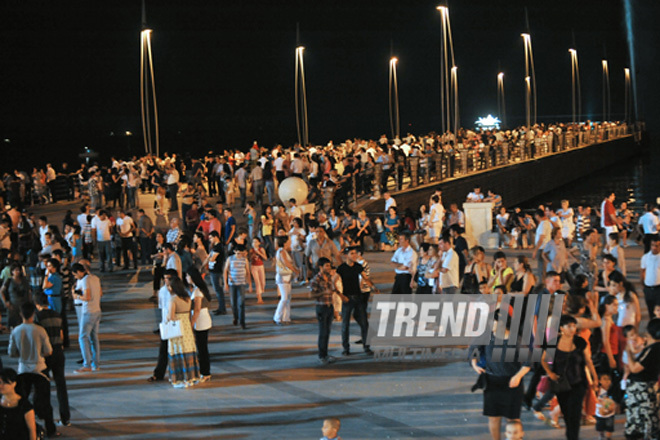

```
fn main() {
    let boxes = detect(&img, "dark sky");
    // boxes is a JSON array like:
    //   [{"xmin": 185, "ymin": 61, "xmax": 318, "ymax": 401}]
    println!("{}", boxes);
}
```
[{"xmin": 1, "ymin": 0, "xmax": 658, "ymax": 171}]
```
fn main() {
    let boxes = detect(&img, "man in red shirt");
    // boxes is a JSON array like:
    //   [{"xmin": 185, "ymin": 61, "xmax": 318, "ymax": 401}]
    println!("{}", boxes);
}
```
[{"xmin": 600, "ymin": 192, "xmax": 620, "ymax": 236}]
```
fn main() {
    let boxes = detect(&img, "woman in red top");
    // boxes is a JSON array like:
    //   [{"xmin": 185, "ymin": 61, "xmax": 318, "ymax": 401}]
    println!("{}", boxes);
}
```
[
  {"xmin": 250, "ymin": 238, "xmax": 267, "ymax": 304},
  {"xmin": 599, "ymin": 295, "xmax": 621, "ymax": 372}
]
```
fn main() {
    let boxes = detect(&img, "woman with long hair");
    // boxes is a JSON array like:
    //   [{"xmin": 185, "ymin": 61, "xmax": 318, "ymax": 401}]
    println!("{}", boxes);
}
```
[
  {"xmin": 167, "ymin": 276, "xmax": 200, "ymax": 388},
  {"xmin": 260, "ymin": 205, "xmax": 275, "ymax": 258},
  {"xmin": 150, "ymin": 232, "xmax": 166, "ymax": 301},
  {"xmin": 186, "ymin": 267, "xmax": 212, "ymax": 382},
  {"xmin": 509, "ymin": 256, "xmax": 535, "ymax": 296},
  {"xmin": 598, "ymin": 294, "xmax": 621, "ymax": 374},
  {"xmin": 542, "ymin": 315, "xmax": 598, "ymax": 440},
  {"xmin": 607, "ymin": 270, "xmax": 640, "ymax": 330},
  {"xmin": 0, "ymin": 368, "xmax": 37, "ymax": 440},
  {"xmin": 250, "ymin": 238, "xmax": 267, "ymax": 304},
  {"xmin": 273, "ymin": 236, "xmax": 298, "ymax": 325}
]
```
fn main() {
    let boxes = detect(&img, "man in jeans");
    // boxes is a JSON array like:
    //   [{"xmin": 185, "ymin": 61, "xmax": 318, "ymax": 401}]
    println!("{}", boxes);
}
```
[
  {"xmin": 71, "ymin": 263, "xmax": 102, "ymax": 373},
  {"xmin": 337, "ymin": 246, "xmax": 378, "ymax": 356},
  {"xmin": 206, "ymin": 231, "xmax": 226, "ymax": 315},
  {"xmin": 310, "ymin": 258, "xmax": 348, "ymax": 365},
  {"xmin": 9, "ymin": 302, "xmax": 59, "ymax": 437},
  {"xmin": 91, "ymin": 210, "xmax": 113, "ymax": 272},
  {"xmin": 223, "ymin": 244, "xmax": 252, "ymax": 329}
]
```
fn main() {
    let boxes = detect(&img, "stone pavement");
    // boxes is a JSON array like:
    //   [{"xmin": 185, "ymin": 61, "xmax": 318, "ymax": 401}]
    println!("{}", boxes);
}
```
[{"xmin": 0, "ymin": 197, "xmax": 645, "ymax": 439}]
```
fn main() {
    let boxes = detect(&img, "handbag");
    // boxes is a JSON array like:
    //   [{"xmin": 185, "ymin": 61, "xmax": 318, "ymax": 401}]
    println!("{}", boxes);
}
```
[
  {"xmin": 461, "ymin": 264, "xmax": 480, "ymax": 294},
  {"xmin": 159, "ymin": 320, "xmax": 183, "ymax": 340}
]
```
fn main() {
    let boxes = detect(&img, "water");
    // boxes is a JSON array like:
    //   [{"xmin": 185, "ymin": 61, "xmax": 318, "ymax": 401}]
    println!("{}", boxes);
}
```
[{"xmin": 523, "ymin": 144, "xmax": 660, "ymax": 212}]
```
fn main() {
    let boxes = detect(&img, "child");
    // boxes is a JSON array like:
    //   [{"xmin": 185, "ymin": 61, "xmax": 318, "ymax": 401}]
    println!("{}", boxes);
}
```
[
  {"xmin": 654, "ymin": 304, "xmax": 660, "ymax": 320},
  {"xmin": 504, "ymin": 420, "xmax": 524, "ymax": 440},
  {"xmin": 603, "ymin": 232, "xmax": 626, "ymax": 276},
  {"xmin": 595, "ymin": 373, "xmax": 616, "ymax": 439},
  {"xmin": 320, "ymin": 417, "xmax": 341, "ymax": 440},
  {"xmin": 621, "ymin": 325, "xmax": 646, "ymax": 389}
]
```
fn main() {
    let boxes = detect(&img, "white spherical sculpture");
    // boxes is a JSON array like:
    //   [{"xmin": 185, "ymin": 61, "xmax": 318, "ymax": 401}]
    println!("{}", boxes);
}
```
[{"xmin": 278, "ymin": 177, "xmax": 308, "ymax": 205}]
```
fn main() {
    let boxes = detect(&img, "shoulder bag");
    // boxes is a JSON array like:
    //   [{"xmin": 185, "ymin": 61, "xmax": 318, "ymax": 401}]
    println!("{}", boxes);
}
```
[{"xmin": 159, "ymin": 320, "xmax": 183, "ymax": 340}]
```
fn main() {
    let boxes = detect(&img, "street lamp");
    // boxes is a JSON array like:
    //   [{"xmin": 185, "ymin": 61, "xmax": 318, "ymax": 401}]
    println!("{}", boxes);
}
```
[
  {"xmin": 389, "ymin": 57, "xmax": 400, "ymax": 140},
  {"xmin": 497, "ymin": 72, "xmax": 506, "ymax": 128},
  {"xmin": 437, "ymin": 3, "xmax": 456, "ymax": 134},
  {"xmin": 624, "ymin": 68, "xmax": 632, "ymax": 123},
  {"xmin": 569, "ymin": 48, "xmax": 581, "ymax": 125},
  {"xmin": 602, "ymin": 59, "xmax": 610, "ymax": 122},
  {"xmin": 294, "ymin": 24, "xmax": 309, "ymax": 147},
  {"xmin": 140, "ymin": 0, "xmax": 159, "ymax": 157}
]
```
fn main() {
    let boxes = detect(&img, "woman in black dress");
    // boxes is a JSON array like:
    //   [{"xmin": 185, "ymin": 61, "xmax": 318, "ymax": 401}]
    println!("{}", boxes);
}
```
[
  {"xmin": 624, "ymin": 318, "xmax": 660, "ymax": 440},
  {"xmin": 470, "ymin": 310, "xmax": 530, "ymax": 440},
  {"xmin": 0, "ymin": 368, "xmax": 37, "ymax": 440},
  {"xmin": 541, "ymin": 315, "xmax": 598, "ymax": 440}
]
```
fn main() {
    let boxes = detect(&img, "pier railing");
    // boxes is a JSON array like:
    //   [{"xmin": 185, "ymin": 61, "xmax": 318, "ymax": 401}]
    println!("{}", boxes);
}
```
[{"xmin": 321, "ymin": 122, "xmax": 641, "ymax": 212}]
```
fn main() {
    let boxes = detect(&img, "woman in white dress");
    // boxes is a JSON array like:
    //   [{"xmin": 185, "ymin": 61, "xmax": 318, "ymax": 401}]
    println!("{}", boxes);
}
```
[{"xmin": 557, "ymin": 199, "xmax": 576, "ymax": 246}]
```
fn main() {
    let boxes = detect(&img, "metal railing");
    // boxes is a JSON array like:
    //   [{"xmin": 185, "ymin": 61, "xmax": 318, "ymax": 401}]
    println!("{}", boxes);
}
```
[{"xmin": 316, "ymin": 122, "xmax": 641, "ymax": 212}]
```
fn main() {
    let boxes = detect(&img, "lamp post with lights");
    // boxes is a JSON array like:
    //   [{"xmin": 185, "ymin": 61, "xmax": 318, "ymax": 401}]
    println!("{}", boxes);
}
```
[{"xmin": 389, "ymin": 57, "xmax": 400, "ymax": 140}]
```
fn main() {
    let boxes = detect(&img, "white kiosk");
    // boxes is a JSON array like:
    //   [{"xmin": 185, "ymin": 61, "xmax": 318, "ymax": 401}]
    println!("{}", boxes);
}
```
[{"xmin": 463, "ymin": 202, "xmax": 499, "ymax": 249}]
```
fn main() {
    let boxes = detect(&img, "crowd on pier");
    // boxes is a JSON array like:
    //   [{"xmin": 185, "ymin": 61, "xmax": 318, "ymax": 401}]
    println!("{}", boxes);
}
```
[{"xmin": 0, "ymin": 121, "xmax": 659, "ymax": 440}]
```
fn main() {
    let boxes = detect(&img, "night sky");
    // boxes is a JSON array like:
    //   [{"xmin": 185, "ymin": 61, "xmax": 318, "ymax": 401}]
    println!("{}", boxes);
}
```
[{"xmin": 1, "ymin": 0, "xmax": 658, "ymax": 172}]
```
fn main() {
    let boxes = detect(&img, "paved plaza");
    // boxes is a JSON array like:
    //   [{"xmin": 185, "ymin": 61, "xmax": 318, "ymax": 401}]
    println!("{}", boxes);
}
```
[{"xmin": 0, "ymin": 199, "xmax": 644, "ymax": 439}]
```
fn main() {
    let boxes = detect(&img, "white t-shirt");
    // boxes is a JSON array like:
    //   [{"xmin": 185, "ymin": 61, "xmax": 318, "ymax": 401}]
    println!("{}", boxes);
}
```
[
  {"xmin": 466, "ymin": 192, "xmax": 484, "ymax": 202},
  {"xmin": 274, "ymin": 157, "xmax": 285, "ymax": 171},
  {"xmin": 384, "ymin": 197, "xmax": 397, "ymax": 212},
  {"xmin": 116, "ymin": 216, "xmax": 134, "ymax": 238},
  {"xmin": 80, "ymin": 274, "xmax": 102, "ymax": 315},
  {"xmin": 430, "ymin": 203, "xmax": 444, "ymax": 225},
  {"xmin": 91, "ymin": 217, "xmax": 111, "ymax": 242},
  {"xmin": 440, "ymin": 248, "xmax": 459, "ymax": 288},
  {"xmin": 77, "ymin": 213, "xmax": 89, "ymax": 229},
  {"xmin": 639, "ymin": 212, "xmax": 660, "ymax": 235},
  {"xmin": 535, "ymin": 219, "xmax": 552, "ymax": 248},
  {"xmin": 496, "ymin": 213, "xmax": 509, "ymax": 228},
  {"xmin": 641, "ymin": 252, "xmax": 660, "ymax": 286},
  {"xmin": 191, "ymin": 287, "xmax": 212, "ymax": 331}
]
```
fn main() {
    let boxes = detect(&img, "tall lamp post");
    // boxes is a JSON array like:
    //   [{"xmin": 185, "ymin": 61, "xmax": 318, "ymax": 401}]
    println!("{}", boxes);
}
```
[
  {"xmin": 602, "ymin": 59, "xmax": 610, "ymax": 122},
  {"xmin": 569, "ymin": 48, "xmax": 581, "ymax": 125},
  {"xmin": 437, "ymin": 2, "xmax": 456, "ymax": 134},
  {"xmin": 497, "ymin": 72, "xmax": 506, "ymax": 128},
  {"xmin": 521, "ymin": 9, "xmax": 537, "ymax": 128},
  {"xmin": 624, "ymin": 68, "xmax": 632, "ymax": 123},
  {"xmin": 294, "ymin": 25, "xmax": 309, "ymax": 147},
  {"xmin": 140, "ymin": 0, "xmax": 159, "ymax": 156},
  {"xmin": 389, "ymin": 57, "xmax": 400, "ymax": 140}
]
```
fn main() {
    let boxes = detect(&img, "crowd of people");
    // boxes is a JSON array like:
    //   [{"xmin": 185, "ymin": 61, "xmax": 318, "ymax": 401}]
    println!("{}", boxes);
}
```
[{"xmin": 0, "ymin": 126, "xmax": 658, "ymax": 439}]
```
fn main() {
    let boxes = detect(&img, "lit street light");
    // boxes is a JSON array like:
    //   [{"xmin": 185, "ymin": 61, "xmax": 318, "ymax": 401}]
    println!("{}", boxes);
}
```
[{"xmin": 389, "ymin": 57, "xmax": 400, "ymax": 139}]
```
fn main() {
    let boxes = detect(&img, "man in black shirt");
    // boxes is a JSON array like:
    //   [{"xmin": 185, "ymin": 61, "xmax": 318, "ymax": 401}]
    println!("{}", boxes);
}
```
[
  {"xmin": 337, "ymin": 246, "xmax": 379, "ymax": 356},
  {"xmin": 207, "ymin": 231, "xmax": 227, "ymax": 315}
]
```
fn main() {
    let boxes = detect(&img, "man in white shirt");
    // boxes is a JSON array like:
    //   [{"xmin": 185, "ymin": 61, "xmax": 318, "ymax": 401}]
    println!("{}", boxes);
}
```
[
  {"xmin": 149, "ymin": 269, "xmax": 179, "ymax": 382},
  {"xmin": 163, "ymin": 243, "xmax": 182, "ymax": 279},
  {"xmin": 466, "ymin": 187, "xmax": 484, "ymax": 203},
  {"xmin": 641, "ymin": 236, "xmax": 660, "ymax": 317},
  {"xmin": 116, "ymin": 211, "xmax": 137, "ymax": 270},
  {"xmin": 273, "ymin": 153, "xmax": 286, "ymax": 183},
  {"xmin": 91, "ymin": 210, "xmax": 113, "ymax": 272},
  {"xmin": 72, "ymin": 263, "xmax": 102, "ymax": 373},
  {"xmin": 438, "ymin": 235, "xmax": 459, "ymax": 294},
  {"xmin": 532, "ymin": 208, "xmax": 553, "ymax": 279},
  {"xmin": 638, "ymin": 203, "xmax": 660, "ymax": 253},
  {"xmin": 166, "ymin": 165, "xmax": 180, "ymax": 212},
  {"xmin": 288, "ymin": 198, "xmax": 303, "ymax": 221},
  {"xmin": 383, "ymin": 192, "xmax": 397, "ymax": 216},
  {"xmin": 390, "ymin": 233, "xmax": 417, "ymax": 295}
]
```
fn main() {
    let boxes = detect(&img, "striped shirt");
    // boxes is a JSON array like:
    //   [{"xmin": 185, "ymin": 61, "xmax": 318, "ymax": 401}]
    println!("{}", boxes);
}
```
[
  {"xmin": 36, "ymin": 309, "xmax": 63, "ymax": 347},
  {"xmin": 228, "ymin": 255, "xmax": 248, "ymax": 286}
]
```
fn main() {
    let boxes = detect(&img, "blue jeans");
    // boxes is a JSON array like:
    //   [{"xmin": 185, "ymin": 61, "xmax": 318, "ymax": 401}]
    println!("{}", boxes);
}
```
[
  {"xmin": 229, "ymin": 284, "xmax": 246, "ymax": 325},
  {"xmin": 97, "ymin": 240, "xmax": 113, "ymax": 271},
  {"xmin": 265, "ymin": 180, "xmax": 275, "ymax": 205},
  {"xmin": 208, "ymin": 272, "xmax": 226, "ymax": 313},
  {"xmin": 79, "ymin": 312, "xmax": 101, "ymax": 369}
]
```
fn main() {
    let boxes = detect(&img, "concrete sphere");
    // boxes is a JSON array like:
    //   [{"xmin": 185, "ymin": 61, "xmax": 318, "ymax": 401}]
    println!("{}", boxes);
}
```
[{"xmin": 278, "ymin": 177, "xmax": 308, "ymax": 205}]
